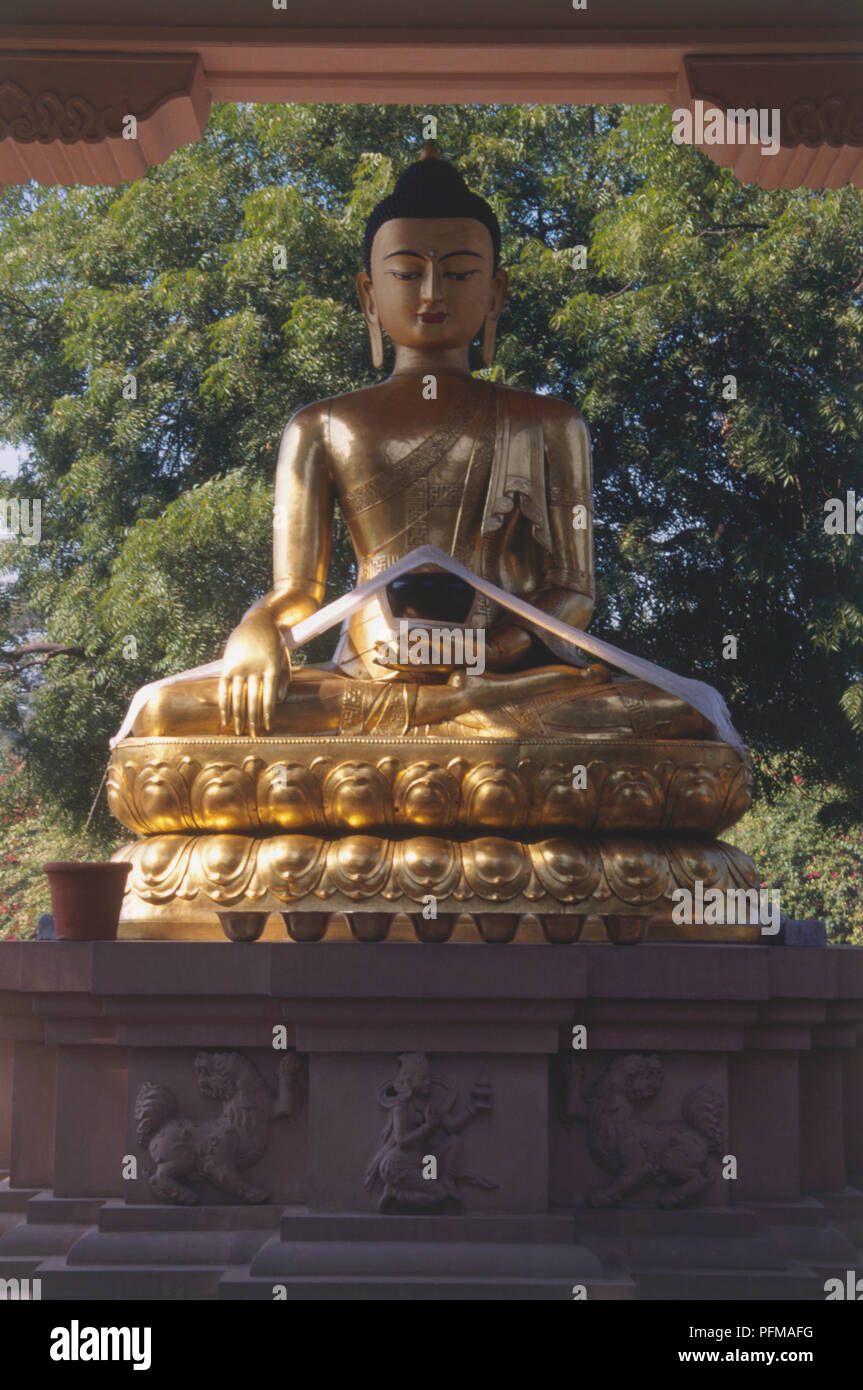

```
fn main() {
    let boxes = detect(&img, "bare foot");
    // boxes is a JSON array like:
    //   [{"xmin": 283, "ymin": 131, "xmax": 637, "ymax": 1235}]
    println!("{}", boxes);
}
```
[{"xmin": 446, "ymin": 662, "xmax": 611, "ymax": 713}]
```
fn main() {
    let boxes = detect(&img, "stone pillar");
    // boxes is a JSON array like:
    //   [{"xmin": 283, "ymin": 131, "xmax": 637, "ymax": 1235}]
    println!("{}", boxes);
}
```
[
  {"xmin": 10, "ymin": 1040, "xmax": 56, "ymax": 1190},
  {"xmin": 728, "ymin": 1051, "xmax": 800, "ymax": 1202},
  {"xmin": 799, "ymin": 1050, "xmax": 846, "ymax": 1194},
  {"xmin": 841, "ymin": 1044, "xmax": 863, "ymax": 1179},
  {"xmin": 53, "ymin": 1046, "xmax": 128, "ymax": 1199},
  {"xmin": 0, "ymin": 1040, "xmax": 12, "ymax": 1171}
]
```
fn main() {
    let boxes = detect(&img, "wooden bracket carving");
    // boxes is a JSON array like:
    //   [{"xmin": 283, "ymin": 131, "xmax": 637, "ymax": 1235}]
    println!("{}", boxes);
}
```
[
  {"xmin": 674, "ymin": 54, "xmax": 863, "ymax": 189},
  {"xmin": 0, "ymin": 52, "xmax": 211, "ymax": 186}
]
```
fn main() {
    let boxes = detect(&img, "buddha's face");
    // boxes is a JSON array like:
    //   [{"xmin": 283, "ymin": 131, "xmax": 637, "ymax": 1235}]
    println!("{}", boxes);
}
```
[{"xmin": 358, "ymin": 217, "xmax": 507, "ymax": 357}]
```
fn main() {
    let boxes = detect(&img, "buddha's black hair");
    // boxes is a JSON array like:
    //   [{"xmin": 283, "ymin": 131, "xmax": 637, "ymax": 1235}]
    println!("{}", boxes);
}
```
[{"xmin": 363, "ymin": 145, "xmax": 501, "ymax": 274}]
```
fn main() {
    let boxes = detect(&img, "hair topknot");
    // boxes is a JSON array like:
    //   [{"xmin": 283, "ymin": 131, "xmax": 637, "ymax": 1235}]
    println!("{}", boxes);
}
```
[{"xmin": 363, "ymin": 143, "xmax": 501, "ymax": 273}]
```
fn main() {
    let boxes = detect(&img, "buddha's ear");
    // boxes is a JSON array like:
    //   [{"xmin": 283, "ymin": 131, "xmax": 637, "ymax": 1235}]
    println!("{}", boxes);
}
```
[
  {"xmin": 487, "ymin": 266, "xmax": 509, "ymax": 320},
  {"xmin": 482, "ymin": 268, "xmax": 508, "ymax": 366},
  {"xmin": 356, "ymin": 270, "xmax": 384, "ymax": 369},
  {"xmin": 356, "ymin": 269, "xmax": 376, "ymax": 318}
]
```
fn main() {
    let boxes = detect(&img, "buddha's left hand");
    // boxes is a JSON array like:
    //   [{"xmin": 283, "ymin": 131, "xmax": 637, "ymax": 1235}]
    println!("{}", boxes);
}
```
[{"xmin": 483, "ymin": 623, "xmax": 537, "ymax": 672}]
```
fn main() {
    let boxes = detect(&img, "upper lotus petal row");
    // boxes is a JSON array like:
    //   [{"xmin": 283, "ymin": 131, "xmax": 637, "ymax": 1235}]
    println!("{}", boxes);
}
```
[{"xmin": 108, "ymin": 743, "xmax": 751, "ymax": 837}]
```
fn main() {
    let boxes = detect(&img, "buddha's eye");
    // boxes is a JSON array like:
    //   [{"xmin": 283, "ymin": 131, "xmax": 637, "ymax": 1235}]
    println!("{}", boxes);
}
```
[
  {"xmin": 445, "ymin": 271, "xmax": 479, "ymax": 281},
  {"xmin": 390, "ymin": 270, "xmax": 421, "ymax": 281}
]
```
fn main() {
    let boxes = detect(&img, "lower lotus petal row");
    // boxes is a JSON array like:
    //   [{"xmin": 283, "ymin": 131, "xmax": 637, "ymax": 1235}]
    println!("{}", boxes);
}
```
[{"xmin": 114, "ymin": 832, "xmax": 759, "ymax": 909}]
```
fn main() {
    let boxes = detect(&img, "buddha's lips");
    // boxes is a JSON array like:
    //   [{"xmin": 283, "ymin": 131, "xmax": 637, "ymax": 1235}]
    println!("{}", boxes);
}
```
[{"xmin": 418, "ymin": 312, "xmax": 447, "ymax": 323}]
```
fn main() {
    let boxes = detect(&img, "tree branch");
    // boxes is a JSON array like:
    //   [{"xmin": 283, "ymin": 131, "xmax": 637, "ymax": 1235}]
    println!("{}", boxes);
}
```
[
  {"xmin": 696, "ymin": 224, "xmax": 769, "ymax": 237},
  {"xmin": 0, "ymin": 642, "xmax": 86, "ymax": 661}
]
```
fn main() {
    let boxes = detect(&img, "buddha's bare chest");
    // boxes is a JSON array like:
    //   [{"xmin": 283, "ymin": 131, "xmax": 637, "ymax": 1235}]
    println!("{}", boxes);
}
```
[
  {"xmin": 328, "ymin": 396, "xmax": 493, "ymax": 539},
  {"xmin": 330, "ymin": 427, "xmax": 479, "ymax": 490},
  {"xmin": 329, "ymin": 386, "xmax": 487, "ymax": 465}
]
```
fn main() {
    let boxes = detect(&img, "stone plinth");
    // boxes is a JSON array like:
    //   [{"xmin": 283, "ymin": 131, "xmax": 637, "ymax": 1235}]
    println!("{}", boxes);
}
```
[{"xmin": 1, "ymin": 940, "xmax": 862, "ymax": 1300}]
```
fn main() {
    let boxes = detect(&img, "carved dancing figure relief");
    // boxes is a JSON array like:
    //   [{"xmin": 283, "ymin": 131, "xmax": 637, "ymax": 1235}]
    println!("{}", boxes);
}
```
[{"xmin": 364, "ymin": 1052, "xmax": 497, "ymax": 1213}]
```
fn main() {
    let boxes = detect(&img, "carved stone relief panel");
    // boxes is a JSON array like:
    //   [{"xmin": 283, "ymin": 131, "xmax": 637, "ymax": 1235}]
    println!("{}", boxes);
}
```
[
  {"xmin": 307, "ymin": 1052, "xmax": 549, "ymax": 1214},
  {"xmin": 552, "ymin": 1052, "xmax": 729, "ymax": 1210},
  {"xmin": 126, "ymin": 1048, "xmax": 305, "ymax": 1206}
]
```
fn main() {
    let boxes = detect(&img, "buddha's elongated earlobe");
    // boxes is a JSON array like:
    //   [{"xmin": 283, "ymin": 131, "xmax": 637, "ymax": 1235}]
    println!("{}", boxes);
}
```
[
  {"xmin": 482, "ymin": 315, "xmax": 497, "ymax": 367},
  {"xmin": 367, "ymin": 316, "xmax": 384, "ymax": 369},
  {"xmin": 357, "ymin": 270, "xmax": 384, "ymax": 369}
]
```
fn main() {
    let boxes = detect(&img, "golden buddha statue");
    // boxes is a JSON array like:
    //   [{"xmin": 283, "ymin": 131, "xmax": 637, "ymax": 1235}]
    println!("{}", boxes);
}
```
[{"xmin": 108, "ymin": 145, "xmax": 759, "ymax": 943}]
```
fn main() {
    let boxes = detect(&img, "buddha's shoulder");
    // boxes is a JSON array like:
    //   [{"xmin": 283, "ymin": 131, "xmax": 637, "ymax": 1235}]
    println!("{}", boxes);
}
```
[
  {"xmin": 286, "ymin": 382, "xmax": 407, "ymax": 436},
  {"xmin": 321, "ymin": 382, "xmax": 392, "ymax": 423},
  {"xmin": 280, "ymin": 391, "xmax": 389, "ymax": 445},
  {"xmin": 281, "ymin": 398, "xmax": 330, "ymax": 440},
  {"xmin": 496, "ymin": 382, "xmax": 587, "ymax": 427},
  {"xmin": 497, "ymin": 385, "xmax": 591, "ymax": 460}
]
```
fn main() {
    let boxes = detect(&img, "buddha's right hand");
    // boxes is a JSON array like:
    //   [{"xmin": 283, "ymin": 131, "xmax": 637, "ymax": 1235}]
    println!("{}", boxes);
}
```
[{"xmin": 218, "ymin": 609, "xmax": 291, "ymax": 736}]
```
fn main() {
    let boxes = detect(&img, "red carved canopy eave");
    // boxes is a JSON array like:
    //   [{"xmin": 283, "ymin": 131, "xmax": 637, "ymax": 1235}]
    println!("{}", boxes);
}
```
[{"xmin": 0, "ymin": 48, "xmax": 861, "ymax": 189}]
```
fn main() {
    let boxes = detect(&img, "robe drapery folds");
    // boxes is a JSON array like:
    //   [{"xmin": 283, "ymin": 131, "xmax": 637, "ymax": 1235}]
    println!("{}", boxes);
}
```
[{"xmin": 335, "ymin": 382, "xmax": 594, "ymax": 676}]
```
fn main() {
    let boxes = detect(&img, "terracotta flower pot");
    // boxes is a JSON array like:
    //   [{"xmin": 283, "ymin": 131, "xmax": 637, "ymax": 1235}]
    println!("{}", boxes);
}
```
[{"xmin": 43, "ymin": 861, "xmax": 132, "ymax": 941}]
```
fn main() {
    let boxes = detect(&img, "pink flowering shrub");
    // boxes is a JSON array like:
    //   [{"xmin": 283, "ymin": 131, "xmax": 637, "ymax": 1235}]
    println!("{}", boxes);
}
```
[{"xmin": 728, "ymin": 752, "xmax": 863, "ymax": 944}]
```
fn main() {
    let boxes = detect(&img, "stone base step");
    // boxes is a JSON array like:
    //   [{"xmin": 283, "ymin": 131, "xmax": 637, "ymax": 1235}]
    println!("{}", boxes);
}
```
[
  {"xmin": 819, "ymin": 1187, "xmax": 863, "ymax": 1219},
  {"xmin": 0, "ymin": 1190, "xmax": 856, "ymax": 1301},
  {"xmin": 60, "ymin": 1227, "xmax": 274, "ymax": 1268},
  {"xmin": 218, "ymin": 1268, "xmax": 635, "ymax": 1301},
  {"xmin": 763, "ymin": 1222, "xmax": 861, "ymax": 1269},
  {"xmin": 0, "ymin": 1183, "xmax": 40, "ymax": 1214},
  {"xmin": 573, "ymin": 1205, "xmax": 757, "ymax": 1237},
  {"xmin": 27, "ymin": 1194, "xmax": 106, "ymax": 1225},
  {"xmin": 279, "ymin": 1210, "xmax": 574, "ymax": 1244},
  {"xmin": 582, "ymin": 1232, "xmax": 786, "ymax": 1271},
  {"xmin": 0, "ymin": 1255, "xmax": 48, "ymax": 1280},
  {"xmin": 0, "ymin": 1220, "xmax": 92, "ymax": 1262},
  {"xmin": 249, "ymin": 1233, "xmax": 604, "ymax": 1283},
  {"xmin": 36, "ymin": 1257, "xmax": 221, "ymax": 1301},
  {"xmin": 634, "ymin": 1265, "xmax": 830, "ymax": 1300},
  {"xmin": 97, "ymin": 1201, "xmax": 284, "ymax": 1234}
]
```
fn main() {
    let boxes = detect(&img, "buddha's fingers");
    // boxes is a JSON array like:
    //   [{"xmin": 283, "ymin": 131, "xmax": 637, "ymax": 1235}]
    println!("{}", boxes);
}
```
[
  {"xmin": 232, "ymin": 675, "xmax": 246, "ymax": 736},
  {"xmin": 247, "ymin": 674, "xmax": 261, "ymax": 738},
  {"xmin": 218, "ymin": 674, "xmax": 231, "ymax": 730},
  {"xmin": 262, "ymin": 671, "xmax": 275, "ymax": 733}
]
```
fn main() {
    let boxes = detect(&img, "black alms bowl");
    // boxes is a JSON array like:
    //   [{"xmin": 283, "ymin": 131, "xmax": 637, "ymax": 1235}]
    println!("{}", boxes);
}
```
[{"xmin": 387, "ymin": 573, "xmax": 475, "ymax": 623}]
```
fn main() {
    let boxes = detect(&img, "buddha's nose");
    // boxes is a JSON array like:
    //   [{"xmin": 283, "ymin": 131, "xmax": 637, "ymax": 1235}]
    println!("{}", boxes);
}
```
[{"xmin": 420, "ymin": 263, "xmax": 445, "ymax": 304}]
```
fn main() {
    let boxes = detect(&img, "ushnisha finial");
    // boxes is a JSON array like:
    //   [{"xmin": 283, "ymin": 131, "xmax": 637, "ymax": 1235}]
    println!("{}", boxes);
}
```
[{"xmin": 420, "ymin": 140, "xmax": 440, "ymax": 161}]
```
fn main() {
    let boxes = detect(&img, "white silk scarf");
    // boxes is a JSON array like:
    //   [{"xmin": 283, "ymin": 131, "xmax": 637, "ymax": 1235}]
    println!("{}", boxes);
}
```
[{"xmin": 111, "ymin": 543, "xmax": 745, "ymax": 756}]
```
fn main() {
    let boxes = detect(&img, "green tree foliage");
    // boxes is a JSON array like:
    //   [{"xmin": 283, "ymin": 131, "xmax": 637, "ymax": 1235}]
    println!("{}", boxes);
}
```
[{"xmin": 0, "ymin": 102, "xmax": 861, "ymax": 832}]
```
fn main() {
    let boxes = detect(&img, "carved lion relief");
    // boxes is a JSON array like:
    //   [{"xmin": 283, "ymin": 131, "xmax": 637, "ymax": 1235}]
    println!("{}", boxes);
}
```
[
  {"xmin": 563, "ymin": 1053, "xmax": 724, "ymax": 1210},
  {"xmin": 134, "ymin": 1050, "xmax": 300, "ymax": 1205}
]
